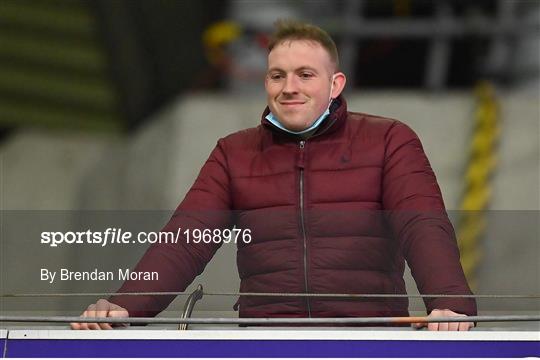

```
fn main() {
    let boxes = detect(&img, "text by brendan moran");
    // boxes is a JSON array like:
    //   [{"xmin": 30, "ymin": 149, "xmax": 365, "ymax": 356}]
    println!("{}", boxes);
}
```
[{"xmin": 40, "ymin": 268, "xmax": 158, "ymax": 284}]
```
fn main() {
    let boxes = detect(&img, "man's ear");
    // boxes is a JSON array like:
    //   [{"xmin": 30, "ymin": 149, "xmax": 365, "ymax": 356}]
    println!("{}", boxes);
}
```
[{"xmin": 331, "ymin": 72, "xmax": 347, "ymax": 99}]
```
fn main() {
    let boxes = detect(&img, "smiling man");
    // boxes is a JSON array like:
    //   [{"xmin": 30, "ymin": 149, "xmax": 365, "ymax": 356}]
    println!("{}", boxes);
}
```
[{"xmin": 72, "ymin": 20, "xmax": 476, "ymax": 331}]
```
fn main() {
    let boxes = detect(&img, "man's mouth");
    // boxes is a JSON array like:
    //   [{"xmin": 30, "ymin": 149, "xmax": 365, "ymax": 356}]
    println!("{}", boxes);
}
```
[{"xmin": 279, "ymin": 101, "xmax": 305, "ymax": 106}]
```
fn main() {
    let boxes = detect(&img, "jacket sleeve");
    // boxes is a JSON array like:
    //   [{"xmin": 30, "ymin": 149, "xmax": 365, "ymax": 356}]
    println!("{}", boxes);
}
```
[
  {"xmin": 110, "ymin": 139, "xmax": 233, "ymax": 317},
  {"xmin": 382, "ymin": 121, "xmax": 477, "ymax": 316}
]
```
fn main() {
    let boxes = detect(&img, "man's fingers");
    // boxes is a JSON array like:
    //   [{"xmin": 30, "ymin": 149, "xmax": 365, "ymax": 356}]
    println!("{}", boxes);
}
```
[
  {"xmin": 85, "ymin": 304, "xmax": 97, "ymax": 319},
  {"xmin": 71, "ymin": 303, "xmax": 101, "ymax": 330},
  {"xmin": 108, "ymin": 306, "xmax": 129, "ymax": 318},
  {"xmin": 424, "ymin": 309, "xmax": 473, "ymax": 331},
  {"xmin": 95, "ymin": 299, "xmax": 111, "ymax": 319},
  {"xmin": 84, "ymin": 304, "xmax": 101, "ymax": 330},
  {"xmin": 96, "ymin": 299, "xmax": 115, "ymax": 330},
  {"xmin": 71, "ymin": 300, "xmax": 129, "ymax": 330},
  {"xmin": 82, "ymin": 304, "xmax": 99, "ymax": 330},
  {"xmin": 94, "ymin": 299, "xmax": 114, "ymax": 329},
  {"xmin": 96, "ymin": 299, "xmax": 114, "ymax": 330},
  {"xmin": 87, "ymin": 322, "xmax": 101, "ymax": 330},
  {"xmin": 76, "ymin": 310, "xmax": 90, "ymax": 330},
  {"xmin": 412, "ymin": 309, "xmax": 473, "ymax": 331},
  {"xmin": 70, "ymin": 310, "xmax": 87, "ymax": 330},
  {"xmin": 98, "ymin": 322, "xmax": 114, "ymax": 330},
  {"xmin": 427, "ymin": 309, "xmax": 442, "ymax": 331},
  {"xmin": 106, "ymin": 303, "xmax": 129, "ymax": 328}
]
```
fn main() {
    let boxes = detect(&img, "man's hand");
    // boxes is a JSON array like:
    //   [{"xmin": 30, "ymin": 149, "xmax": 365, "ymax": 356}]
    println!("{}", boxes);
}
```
[
  {"xmin": 412, "ymin": 309, "xmax": 474, "ymax": 331},
  {"xmin": 70, "ymin": 299, "xmax": 129, "ymax": 330}
]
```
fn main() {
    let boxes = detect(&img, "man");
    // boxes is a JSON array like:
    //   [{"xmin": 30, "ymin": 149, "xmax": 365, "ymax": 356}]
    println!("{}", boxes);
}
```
[{"xmin": 72, "ymin": 20, "xmax": 476, "ymax": 331}]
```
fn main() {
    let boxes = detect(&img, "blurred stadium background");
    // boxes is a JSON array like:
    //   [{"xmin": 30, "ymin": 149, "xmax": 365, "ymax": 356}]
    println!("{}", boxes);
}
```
[{"xmin": 0, "ymin": 0, "xmax": 538, "ymax": 323}]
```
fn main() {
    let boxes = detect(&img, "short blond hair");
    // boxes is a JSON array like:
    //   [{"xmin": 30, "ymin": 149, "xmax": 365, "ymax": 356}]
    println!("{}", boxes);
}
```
[{"xmin": 268, "ymin": 19, "xmax": 339, "ymax": 70}]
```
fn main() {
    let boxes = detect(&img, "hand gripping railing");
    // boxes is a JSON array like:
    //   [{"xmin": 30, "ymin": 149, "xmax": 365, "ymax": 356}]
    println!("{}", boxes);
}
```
[{"xmin": 178, "ymin": 284, "xmax": 204, "ymax": 330}]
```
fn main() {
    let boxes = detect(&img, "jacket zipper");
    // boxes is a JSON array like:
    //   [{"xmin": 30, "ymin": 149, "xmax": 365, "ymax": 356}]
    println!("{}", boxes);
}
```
[{"xmin": 298, "ymin": 140, "xmax": 312, "ymax": 317}]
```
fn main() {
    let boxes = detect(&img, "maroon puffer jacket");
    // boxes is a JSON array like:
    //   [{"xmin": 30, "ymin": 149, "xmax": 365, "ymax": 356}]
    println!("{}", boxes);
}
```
[{"xmin": 111, "ymin": 96, "xmax": 476, "ymax": 319}]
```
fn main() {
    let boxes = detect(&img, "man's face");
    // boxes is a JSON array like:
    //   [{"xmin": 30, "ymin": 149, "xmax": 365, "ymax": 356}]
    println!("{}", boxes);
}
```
[{"xmin": 265, "ymin": 40, "xmax": 336, "ymax": 132}]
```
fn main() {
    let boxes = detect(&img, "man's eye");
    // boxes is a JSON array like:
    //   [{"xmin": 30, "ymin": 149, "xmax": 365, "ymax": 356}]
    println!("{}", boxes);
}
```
[
  {"xmin": 299, "ymin": 72, "xmax": 314, "ymax": 79},
  {"xmin": 269, "ymin": 74, "xmax": 283, "ymax": 80}
]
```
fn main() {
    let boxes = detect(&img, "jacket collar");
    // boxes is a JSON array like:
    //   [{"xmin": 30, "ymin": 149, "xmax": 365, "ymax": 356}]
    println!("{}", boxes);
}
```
[{"xmin": 260, "ymin": 95, "xmax": 348, "ymax": 147}]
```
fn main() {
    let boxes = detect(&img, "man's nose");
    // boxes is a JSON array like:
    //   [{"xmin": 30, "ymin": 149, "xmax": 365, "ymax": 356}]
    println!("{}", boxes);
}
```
[{"xmin": 282, "ymin": 75, "xmax": 299, "ymax": 94}]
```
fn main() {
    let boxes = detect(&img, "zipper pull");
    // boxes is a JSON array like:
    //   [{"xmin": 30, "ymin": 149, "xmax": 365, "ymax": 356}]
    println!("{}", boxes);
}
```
[{"xmin": 297, "ymin": 140, "xmax": 306, "ymax": 168}]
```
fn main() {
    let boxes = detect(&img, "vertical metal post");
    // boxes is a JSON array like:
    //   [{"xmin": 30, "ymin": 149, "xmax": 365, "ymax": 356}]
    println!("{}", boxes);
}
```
[
  {"xmin": 339, "ymin": 0, "xmax": 363, "ymax": 84},
  {"xmin": 485, "ymin": 0, "xmax": 516, "ymax": 79},
  {"xmin": 425, "ymin": 2, "xmax": 452, "ymax": 90}
]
